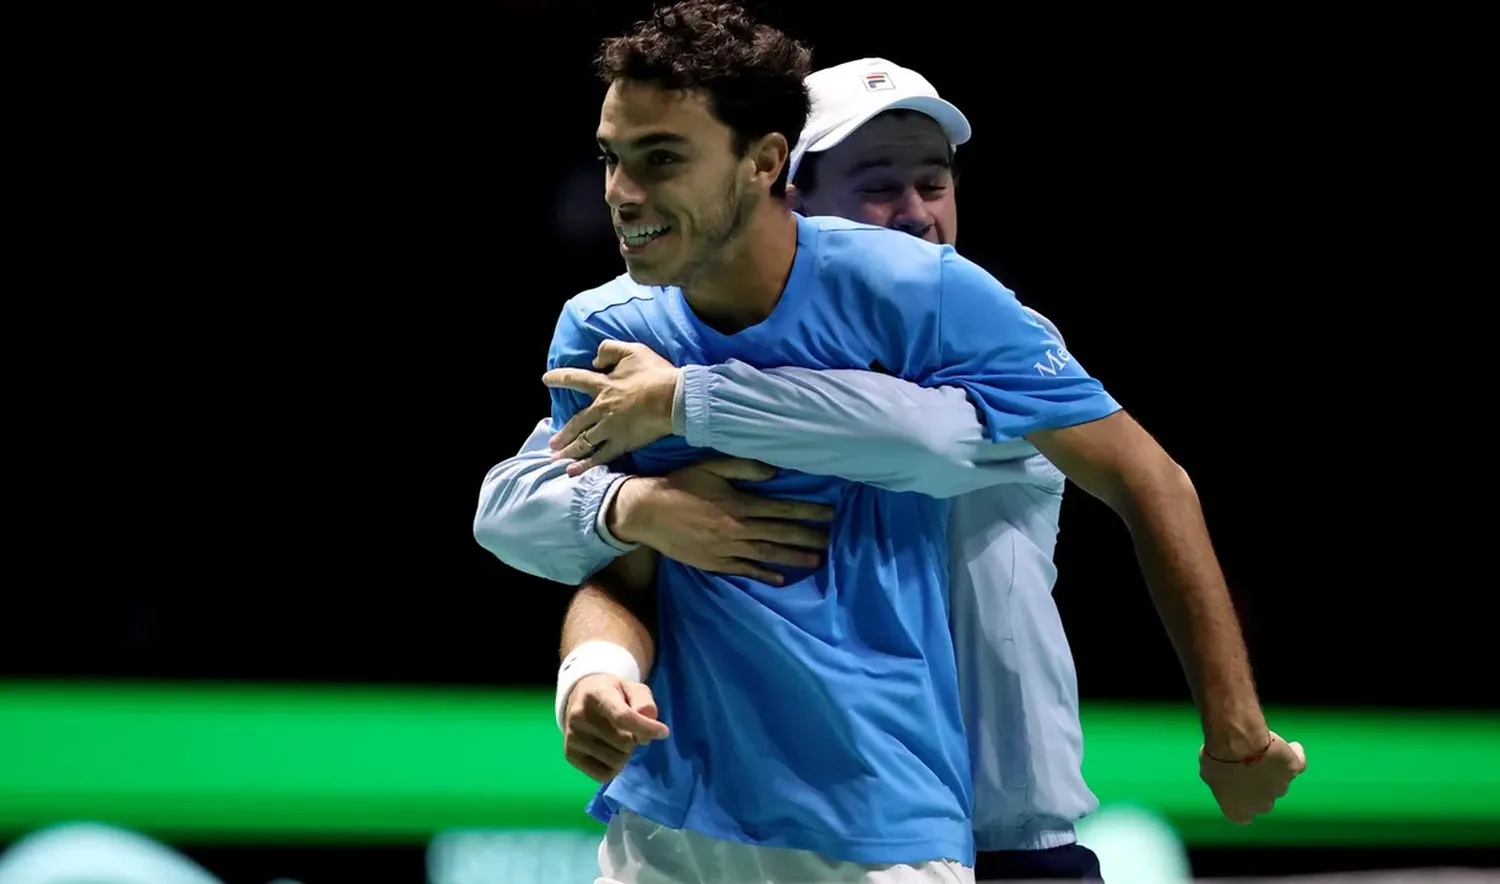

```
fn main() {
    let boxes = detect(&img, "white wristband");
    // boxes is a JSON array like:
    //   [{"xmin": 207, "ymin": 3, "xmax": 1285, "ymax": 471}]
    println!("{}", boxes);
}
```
[{"xmin": 555, "ymin": 641, "xmax": 642, "ymax": 732}]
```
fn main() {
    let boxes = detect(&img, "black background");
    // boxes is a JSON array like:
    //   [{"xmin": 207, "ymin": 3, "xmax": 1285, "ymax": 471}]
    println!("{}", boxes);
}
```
[{"xmin": 3, "ymin": 1, "xmax": 1487, "ymax": 880}]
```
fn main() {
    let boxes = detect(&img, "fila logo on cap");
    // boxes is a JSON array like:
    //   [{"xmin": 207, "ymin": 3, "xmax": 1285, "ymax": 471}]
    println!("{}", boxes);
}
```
[{"xmin": 863, "ymin": 71, "xmax": 895, "ymax": 91}]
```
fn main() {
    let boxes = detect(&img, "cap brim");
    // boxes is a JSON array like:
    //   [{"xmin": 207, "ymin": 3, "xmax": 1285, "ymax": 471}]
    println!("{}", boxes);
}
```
[{"xmin": 806, "ymin": 94, "xmax": 972, "ymax": 157}]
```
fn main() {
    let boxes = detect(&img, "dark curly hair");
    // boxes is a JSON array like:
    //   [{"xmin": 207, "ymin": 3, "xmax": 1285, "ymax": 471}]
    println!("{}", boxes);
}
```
[{"xmin": 598, "ymin": 0, "xmax": 812, "ymax": 197}]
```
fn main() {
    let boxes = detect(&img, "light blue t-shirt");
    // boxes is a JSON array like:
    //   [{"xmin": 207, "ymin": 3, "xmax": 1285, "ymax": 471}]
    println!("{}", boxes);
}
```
[{"xmin": 546, "ymin": 214, "xmax": 1119, "ymax": 867}]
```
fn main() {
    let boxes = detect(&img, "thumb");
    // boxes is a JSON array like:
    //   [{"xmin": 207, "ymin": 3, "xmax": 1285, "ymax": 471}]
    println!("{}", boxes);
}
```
[
  {"xmin": 694, "ymin": 458, "xmax": 777, "ymax": 482},
  {"xmin": 1287, "ymin": 740, "xmax": 1307, "ymax": 774},
  {"xmin": 594, "ymin": 340, "xmax": 632, "ymax": 370},
  {"xmin": 620, "ymin": 681, "xmax": 670, "ymax": 742}
]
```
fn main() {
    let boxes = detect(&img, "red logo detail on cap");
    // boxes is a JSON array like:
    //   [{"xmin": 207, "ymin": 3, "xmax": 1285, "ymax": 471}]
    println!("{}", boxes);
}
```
[{"xmin": 863, "ymin": 72, "xmax": 894, "ymax": 91}]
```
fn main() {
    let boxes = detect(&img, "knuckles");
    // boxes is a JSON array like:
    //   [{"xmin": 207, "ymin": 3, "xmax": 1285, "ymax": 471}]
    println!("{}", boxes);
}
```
[{"xmin": 709, "ymin": 514, "xmax": 744, "ymax": 536}]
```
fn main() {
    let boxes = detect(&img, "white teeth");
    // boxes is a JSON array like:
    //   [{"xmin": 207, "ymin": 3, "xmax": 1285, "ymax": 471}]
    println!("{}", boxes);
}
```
[
  {"xmin": 622, "ymin": 224, "xmax": 670, "ymax": 246},
  {"xmin": 622, "ymin": 224, "xmax": 668, "ymax": 237}
]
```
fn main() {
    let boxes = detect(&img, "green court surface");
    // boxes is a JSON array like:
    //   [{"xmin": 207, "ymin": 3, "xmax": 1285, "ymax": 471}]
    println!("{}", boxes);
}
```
[{"xmin": 0, "ymin": 682, "xmax": 1495, "ymax": 846}]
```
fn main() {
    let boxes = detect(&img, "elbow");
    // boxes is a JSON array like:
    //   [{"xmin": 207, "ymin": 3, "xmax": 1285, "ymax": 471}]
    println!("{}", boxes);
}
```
[
  {"xmin": 901, "ymin": 391, "xmax": 1007, "ymax": 499},
  {"xmin": 472, "ymin": 511, "xmax": 528, "ymax": 571},
  {"xmin": 1114, "ymin": 454, "xmax": 1197, "ymax": 521},
  {"xmin": 1170, "ymin": 460, "xmax": 1197, "ymax": 496},
  {"xmin": 1153, "ymin": 456, "xmax": 1195, "ymax": 497},
  {"xmin": 474, "ymin": 513, "xmax": 595, "ymax": 585},
  {"xmin": 472, "ymin": 469, "xmax": 597, "ymax": 586},
  {"xmin": 905, "ymin": 431, "xmax": 992, "ymax": 500},
  {"xmin": 471, "ymin": 511, "xmax": 514, "ymax": 561},
  {"xmin": 472, "ymin": 467, "xmax": 520, "ymax": 560}
]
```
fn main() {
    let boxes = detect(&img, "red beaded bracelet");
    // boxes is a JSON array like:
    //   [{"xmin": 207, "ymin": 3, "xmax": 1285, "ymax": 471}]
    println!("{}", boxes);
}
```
[{"xmin": 1204, "ymin": 737, "xmax": 1274, "ymax": 766}]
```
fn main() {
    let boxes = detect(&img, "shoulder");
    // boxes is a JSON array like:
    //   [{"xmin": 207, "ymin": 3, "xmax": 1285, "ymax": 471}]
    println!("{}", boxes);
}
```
[
  {"xmin": 936, "ymin": 248, "xmax": 1018, "ymax": 304},
  {"xmin": 809, "ymin": 216, "xmax": 947, "ymax": 286},
  {"xmin": 805, "ymin": 217, "xmax": 1020, "ymax": 315},
  {"xmin": 554, "ymin": 273, "xmax": 664, "ymax": 340},
  {"xmin": 1021, "ymin": 306, "xmax": 1067, "ymax": 349},
  {"xmin": 560, "ymin": 274, "xmax": 659, "ymax": 329},
  {"xmin": 803, "ymin": 216, "xmax": 949, "ymax": 315},
  {"xmin": 549, "ymin": 274, "xmax": 662, "ymax": 368},
  {"xmin": 932, "ymin": 251, "xmax": 1046, "ymax": 340}
]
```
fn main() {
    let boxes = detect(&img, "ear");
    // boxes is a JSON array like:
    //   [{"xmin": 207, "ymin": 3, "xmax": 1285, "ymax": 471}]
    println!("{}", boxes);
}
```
[
  {"xmin": 748, "ymin": 132, "xmax": 789, "ymax": 190},
  {"xmin": 784, "ymin": 182, "xmax": 801, "ymax": 211}
]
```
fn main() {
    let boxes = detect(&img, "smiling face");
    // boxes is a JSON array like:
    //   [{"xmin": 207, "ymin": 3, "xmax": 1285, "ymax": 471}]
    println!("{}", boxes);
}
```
[
  {"xmin": 597, "ymin": 78, "xmax": 762, "ymax": 287},
  {"xmin": 794, "ymin": 110, "xmax": 958, "ymax": 246}
]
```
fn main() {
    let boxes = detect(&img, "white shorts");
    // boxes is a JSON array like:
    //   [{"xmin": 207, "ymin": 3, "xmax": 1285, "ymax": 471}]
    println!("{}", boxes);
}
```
[{"xmin": 595, "ymin": 809, "xmax": 974, "ymax": 884}]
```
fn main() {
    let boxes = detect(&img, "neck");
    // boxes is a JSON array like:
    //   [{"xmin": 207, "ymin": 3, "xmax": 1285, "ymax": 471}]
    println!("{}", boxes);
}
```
[{"xmin": 682, "ymin": 204, "xmax": 798, "ymax": 333}]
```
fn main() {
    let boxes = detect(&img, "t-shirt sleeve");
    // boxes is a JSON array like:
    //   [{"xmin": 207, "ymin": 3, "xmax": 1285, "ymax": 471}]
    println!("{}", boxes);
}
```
[
  {"xmin": 544, "ymin": 301, "xmax": 641, "ymax": 475},
  {"xmin": 919, "ymin": 249, "xmax": 1122, "ymax": 442},
  {"xmin": 545, "ymin": 302, "xmax": 604, "ymax": 432}
]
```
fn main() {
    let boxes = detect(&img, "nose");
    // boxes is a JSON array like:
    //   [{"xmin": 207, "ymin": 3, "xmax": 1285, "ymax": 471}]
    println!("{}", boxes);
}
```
[
  {"xmin": 605, "ymin": 163, "xmax": 646, "ymax": 214},
  {"xmin": 890, "ymin": 186, "xmax": 935, "ymax": 238}
]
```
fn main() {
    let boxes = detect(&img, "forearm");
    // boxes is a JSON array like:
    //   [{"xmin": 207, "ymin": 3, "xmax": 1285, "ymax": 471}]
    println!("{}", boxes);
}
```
[
  {"xmin": 674, "ymin": 361, "xmax": 1035, "ymax": 498},
  {"xmin": 473, "ymin": 420, "xmax": 636, "ymax": 585},
  {"xmin": 1119, "ymin": 463, "xmax": 1267, "ymax": 755},
  {"xmin": 560, "ymin": 548, "xmax": 659, "ymax": 676}
]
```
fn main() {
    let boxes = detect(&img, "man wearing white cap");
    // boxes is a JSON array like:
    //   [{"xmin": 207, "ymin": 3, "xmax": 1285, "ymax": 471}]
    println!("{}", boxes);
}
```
[
  {"xmin": 780, "ymin": 58, "xmax": 1303, "ymax": 880},
  {"xmin": 477, "ymin": 52, "xmax": 1303, "ymax": 883},
  {"xmin": 787, "ymin": 58, "xmax": 970, "ymax": 247},
  {"xmin": 790, "ymin": 58, "xmax": 1104, "ymax": 879}
]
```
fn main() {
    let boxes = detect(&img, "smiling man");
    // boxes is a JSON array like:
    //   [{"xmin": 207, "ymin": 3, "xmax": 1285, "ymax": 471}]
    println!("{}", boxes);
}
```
[
  {"xmin": 546, "ymin": 8, "xmax": 999, "ymax": 880},
  {"xmin": 787, "ymin": 60, "xmax": 964, "ymax": 247},
  {"xmin": 476, "ymin": 10, "xmax": 1303, "ymax": 882}
]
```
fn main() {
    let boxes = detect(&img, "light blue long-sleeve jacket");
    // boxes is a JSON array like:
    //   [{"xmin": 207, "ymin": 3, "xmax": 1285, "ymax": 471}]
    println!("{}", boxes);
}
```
[{"xmin": 474, "ymin": 309, "xmax": 1099, "ymax": 850}]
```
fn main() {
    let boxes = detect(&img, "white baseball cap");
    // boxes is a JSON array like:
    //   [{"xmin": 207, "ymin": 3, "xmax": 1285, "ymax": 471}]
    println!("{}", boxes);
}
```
[{"xmin": 789, "ymin": 58, "xmax": 972, "ymax": 184}]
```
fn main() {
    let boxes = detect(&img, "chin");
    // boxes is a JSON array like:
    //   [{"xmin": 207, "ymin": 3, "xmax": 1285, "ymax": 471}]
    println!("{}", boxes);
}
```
[{"xmin": 623, "ymin": 259, "xmax": 678, "ymax": 288}]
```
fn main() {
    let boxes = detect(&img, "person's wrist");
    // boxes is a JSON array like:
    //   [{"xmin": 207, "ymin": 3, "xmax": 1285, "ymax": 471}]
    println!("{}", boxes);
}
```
[
  {"xmin": 652, "ymin": 368, "xmax": 682, "ymax": 438},
  {"xmin": 1203, "ymin": 714, "xmax": 1271, "ymax": 761},
  {"xmin": 605, "ymin": 476, "xmax": 660, "ymax": 546}
]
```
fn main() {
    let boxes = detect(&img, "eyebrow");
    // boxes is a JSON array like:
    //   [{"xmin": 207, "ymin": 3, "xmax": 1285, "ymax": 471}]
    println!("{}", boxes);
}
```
[
  {"xmin": 596, "ymin": 132, "xmax": 691, "ymax": 151},
  {"xmin": 848, "ymin": 155, "xmax": 952, "ymax": 175}
]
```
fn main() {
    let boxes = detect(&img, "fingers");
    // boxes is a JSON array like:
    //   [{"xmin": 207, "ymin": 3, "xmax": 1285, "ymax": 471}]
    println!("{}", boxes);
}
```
[
  {"xmin": 564, "ymin": 746, "xmax": 617, "ymax": 782},
  {"xmin": 745, "ymin": 496, "xmax": 836, "ymax": 522},
  {"xmin": 619, "ymin": 709, "xmax": 669, "ymax": 743},
  {"xmin": 692, "ymin": 458, "xmax": 778, "ymax": 482},
  {"xmin": 565, "ymin": 431, "xmax": 628, "ymax": 476},
  {"xmin": 725, "ymin": 517, "xmax": 828, "ymax": 571},
  {"xmin": 718, "ymin": 559, "xmax": 788, "ymax": 586},
  {"xmin": 730, "ymin": 538, "xmax": 823, "ymax": 571},
  {"xmin": 550, "ymin": 409, "xmax": 602, "ymax": 453},
  {"xmin": 565, "ymin": 732, "xmax": 632, "ymax": 782},
  {"xmin": 571, "ymin": 732, "xmax": 633, "ymax": 767},
  {"xmin": 619, "ymin": 681, "xmax": 657, "ymax": 719},
  {"xmin": 619, "ymin": 682, "xmax": 670, "ymax": 742},
  {"xmin": 564, "ymin": 709, "xmax": 635, "ymax": 783},
  {"xmin": 553, "ymin": 413, "xmax": 616, "ymax": 465},
  {"xmin": 570, "ymin": 685, "xmax": 646, "ymax": 746},
  {"xmin": 554, "ymin": 436, "xmax": 602, "ymax": 465},
  {"xmin": 566, "ymin": 443, "xmax": 623, "ymax": 477},
  {"xmin": 569, "ymin": 706, "xmax": 638, "ymax": 755},
  {"xmin": 562, "ymin": 678, "xmax": 671, "ymax": 782},
  {"xmin": 573, "ymin": 682, "xmax": 667, "ymax": 747},
  {"xmin": 740, "ymin": 518, "xmax": 830, "ymax": 552},
  {"xmin": 594, "ymin": 340, "xmax": 637, "ymax": 370},
  {"xmin": 542, "ymin": 368, "xmax": 606, "ymax": 396}
]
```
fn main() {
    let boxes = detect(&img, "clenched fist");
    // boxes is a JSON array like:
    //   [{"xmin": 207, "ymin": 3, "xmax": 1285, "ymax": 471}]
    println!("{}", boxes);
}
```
[
  {"xmin": 562, "ymin": 673, "xmax": 670, "ymax": 783},
  {"xmin": 1199, "ymin": 731, "xmax": 1307, "ymax": 824}
]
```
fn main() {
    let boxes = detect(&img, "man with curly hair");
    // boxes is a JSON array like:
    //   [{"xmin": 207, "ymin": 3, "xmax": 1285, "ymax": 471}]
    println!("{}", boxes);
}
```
[{"xmin": 478, "ymin": 2, "xmax": 1301, "ymax": 881}]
